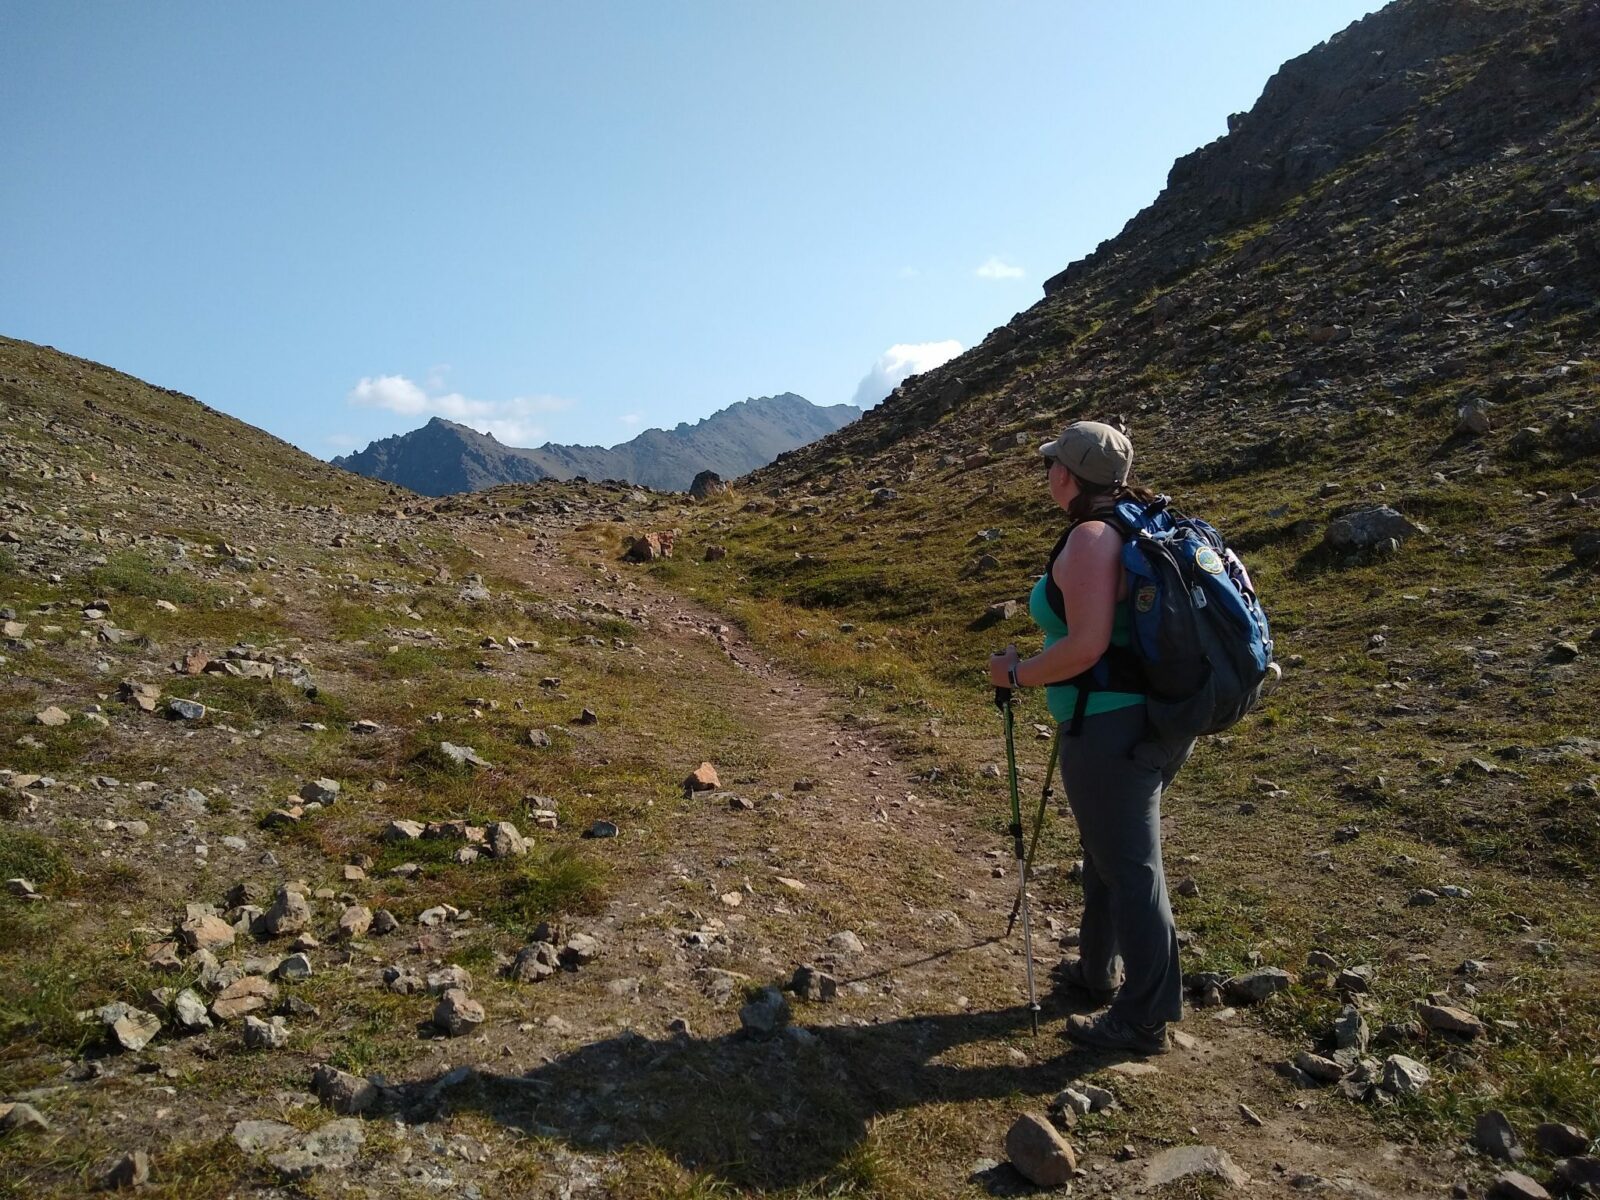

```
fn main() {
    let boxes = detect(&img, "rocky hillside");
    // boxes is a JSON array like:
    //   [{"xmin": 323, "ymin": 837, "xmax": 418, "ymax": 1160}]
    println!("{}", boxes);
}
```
[
  {"xmin": 756, "ymin": 0, "xmax": 1599, "ymax": 478},
  {"xmin": 334, "ymin": 393, "xmax": 860, "ymax": 495}
]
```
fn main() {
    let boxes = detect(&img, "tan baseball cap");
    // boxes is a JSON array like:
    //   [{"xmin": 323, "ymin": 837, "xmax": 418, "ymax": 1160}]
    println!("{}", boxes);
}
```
[{"xmin": 1039, "ymin": 420, "xmax": 1133, "ymax": 487}]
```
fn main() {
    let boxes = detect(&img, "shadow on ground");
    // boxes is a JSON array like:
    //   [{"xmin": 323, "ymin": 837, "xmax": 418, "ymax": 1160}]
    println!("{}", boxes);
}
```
[{"xmin": 381, "ymin": 971, "xmax": 1119, "ymax": 1192}]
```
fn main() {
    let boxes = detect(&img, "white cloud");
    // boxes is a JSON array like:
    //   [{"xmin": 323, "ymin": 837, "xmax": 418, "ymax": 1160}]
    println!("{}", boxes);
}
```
[
  {"xmin": 325, "ymin": 432, "xmax": 360, "ymax": 450},
  {"xmin": 851, "ymin": 339, "xmax": 963, "ymax": 409},
  {"xmin": 897, "ymin": 266, "xmax": 922, "ymax": 280},
  {"xmin": 347, "ymin": 373, "xmax": 571, "ymax": 447},
  {"xmin": 349, "ymin": 374, "xmax": 428, "ymax": 414},
  {"xmin": 618, "ymin": 412, "xmax": 643, "ymax": 427},
  {"xmin": 976, "ymin": 256, "xmax": 1025, "ymax": 280}
]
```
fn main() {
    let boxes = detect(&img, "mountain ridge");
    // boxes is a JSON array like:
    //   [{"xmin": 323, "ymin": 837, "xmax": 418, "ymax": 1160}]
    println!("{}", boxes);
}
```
[{"xmin": 333, "ymin": 392, "xmax": 860, "ymax": 495}]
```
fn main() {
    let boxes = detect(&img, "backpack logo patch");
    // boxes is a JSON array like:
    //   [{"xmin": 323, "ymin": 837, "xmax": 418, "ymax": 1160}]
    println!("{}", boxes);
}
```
[
  {"xmin": 1135, "ymin": 583, "xmax": 1159, "ymax": 613},
  {"xmin": 1195, "ymin": 546, "xmax": 1226, "ymax": 575}
]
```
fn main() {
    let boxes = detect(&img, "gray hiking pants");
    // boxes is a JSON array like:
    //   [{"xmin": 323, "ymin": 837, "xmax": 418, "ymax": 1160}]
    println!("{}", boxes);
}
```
[{"xmin": 1059, "ymin": 704, "xmax": 1193, "ymax": 1028}]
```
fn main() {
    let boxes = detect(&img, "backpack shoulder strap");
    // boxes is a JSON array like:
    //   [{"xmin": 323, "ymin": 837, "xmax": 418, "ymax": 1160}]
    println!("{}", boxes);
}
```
[{"xmin": 1044, "ymin": 511, "xmax": 1133, "ymax": 623}]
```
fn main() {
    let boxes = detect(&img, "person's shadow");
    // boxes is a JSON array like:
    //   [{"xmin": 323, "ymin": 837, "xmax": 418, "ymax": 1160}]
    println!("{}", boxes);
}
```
[{"xmin": 376, "ymin": 959, "xmax": 1122, "ymax": 1193}]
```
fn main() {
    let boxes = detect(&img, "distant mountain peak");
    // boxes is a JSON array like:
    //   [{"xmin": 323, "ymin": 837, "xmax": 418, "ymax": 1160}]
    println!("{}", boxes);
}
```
[{"xmin": 334, "ymin": 393, "xmax": 860, "ymax": 495}]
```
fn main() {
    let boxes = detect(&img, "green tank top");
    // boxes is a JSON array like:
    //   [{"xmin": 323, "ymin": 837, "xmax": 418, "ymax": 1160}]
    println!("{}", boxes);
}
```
[{"xmin": 1028, "ymin": 572, "xmax": 1144, "ymax": 724}]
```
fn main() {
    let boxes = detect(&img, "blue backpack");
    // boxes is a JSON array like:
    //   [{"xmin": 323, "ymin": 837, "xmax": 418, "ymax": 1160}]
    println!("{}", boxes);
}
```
[{"xmin": 1044, "ymin": 496, "xmax": 1274, "ymax": 741}]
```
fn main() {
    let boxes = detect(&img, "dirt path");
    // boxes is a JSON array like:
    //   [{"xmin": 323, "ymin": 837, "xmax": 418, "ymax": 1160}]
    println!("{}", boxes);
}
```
[{"xmin": 455, "ymin": 526, "xmax": 1449, "ymax": 1198}]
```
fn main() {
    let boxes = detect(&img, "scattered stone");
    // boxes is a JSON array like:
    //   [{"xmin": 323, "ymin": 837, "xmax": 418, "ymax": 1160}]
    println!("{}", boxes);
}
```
[
  {"xmin": 434, "ymin": 988, "xmax": 485, "ymax": 1036},
  {"xmin": 576, "ymin": 707, "xmax": 598, "ymax": 725},
  {"xmin": 1224, "ymin": 967, "xmax": 1294, "ymax": 1004},
  {"xmin": 105, "ymin": 1006, "xmax": 161, "ymax": 1052},
  {"xmin": 829, "ymin": 930, "xmax": 865, "ymax": 956},
  {"xmin": 1553, "ymin": 1158, "xmax": 1600, "ymax": 1194},
  {"xmin": 100, "ymin": 1149, "xmax": 150, "ymax": 1190},
  {"xmin": 416, "ymin": 905, "xmax": 456, "ymax": 926},
  {"xmin": 383, "ymin": 819, "xmax": 424, "ymax": 842},
  {"xmin": 257, "ymin": 885, "xmax": 311, "ymax": 937},
  {"xmin": 1143, "ymin": 1145, "xmax": 1250, "ymax": 1190},
  {"xmin": 790, "ymin": 965, "xmax": 837, "ymax": 1003},
  {"xmin": 298, "ymin": 778, "xmax": 340, "ymax": 805},
  {"xmin": 685, "ymin": 762, "xmax": 720, "ymax": 794},
  {"xmin": 6, "ymin": 877, "xmax": 42, "ymax": 901},
  {"xmin": 438, "ymin": 741, "xmax": 490, "ymax": 768},
  {"xmin": 274, "ymin": 953, "xmax": 313, "ymax": 982},
  {"xmin": 336, "ymin": 906, "xmax": 372, "ymax": 940},
  {"xmin": 244, "ymin": 1014, "xmax": 290, "ymax": 1050},
  {"xmin": 1418, "ymin": 1002, "xmax": 1486, "ymax": 1038},
  {"xmin": 486, "ymin": 821, "xmax": 529, "ymax": 858},
  {"xmin": 1475, "ymin": 1110, "xmax": 1523, "ymax": 1162},
  {"xmin": 1295, "ymin": 1051, "xmax": 1346, "ymax": 1084},
  {"xmin": 311, "ymin": 1063, "xmax": 377, "ymax": 1115},
  {"xmin": 1535, "ymin": 1123, "xmax": 1588, "ymax": 1157},
  {"xmin": 1456, "ymin": 402, "xmax": 1492, "ymax": 436},
  {"xmin": 560, "ymin": 934, "xmax": 602, "ymax": 966},
  {"xmin": 231, "ymin": 1120, "xmax": 297, "ymax": 1154},
  {"xmin": 1005, "ymin": 1112, "xmax": 1077, "ymax": 1187},
  {"xmin": 0, "ymin": 1102, "xmax": 49, "ymax": 1133},
  {"xmin": 1323, "ymin": 506, "xmax": 1426, "ymax": 552},
  {"xmin": 1486, "ymin": 1171, "xmax": 1551, "ymax": 1200},
  {"xmin": 739, "ymin": 987, "xmax": 790, "ymax": 1037},
  {"xmin": 526, "ymin": 728, "xmax": 552, "ymax": 748},
  {"xmin": 1380, "ymin": 1054, "xmax": 1431, "ymax": 1096},
  {"xmin": 382, "ymin": 966, "xmax": 425, "ymax": 995},
  {"xmin": 167, "ymin": 698, "xmax": 206, "ymax": 721},
  {"xmin": 33, "ymin": 705, "xmax": 70, "ymax": 727},
  {"xmin": 583, "ymin": 819, "xmax": 619, "ymax": 838},
  {"xmin": 211, "ymin": 975, "xmax": 277, "ymax": 1020},
  {"xmin": 1332, "ymin": 1005, "xmax": 1369, "ymax": 1052},
  {"xmin": 268, "ymin": 1118, "xmax": 366, "ymax": 1180},
  {"xmin": 1337, "ymin": 964, "xmax": 1375, "ymax": 993},
  {"xmin": 508, "ymin": 942, "xmax": 561, "ymax": 983},
  {"xmin": 173, "ymin": 988, "xmax": 212, "ymax": 1031},
  {"xmin": 426, "ymin": 965, "xmax": 474, "ymax": 995},
  {"xmin": 179, "ymin": 913, "xmax": 235, "ymax": 952},
  {"xmin": 1055, "ymin": 1088, "xmax": 1093, "ymax": 1116},
  {"xmin": 1409, "ymin": 888, "xmax": 1440, "ymax": 906},
  {"xmin": 980, "ymin": 600, "xmax": 1019, "ymax": 627},
  {"xmin": 371, "ymin": 909, "xmax": 399, "ymax": 935}
]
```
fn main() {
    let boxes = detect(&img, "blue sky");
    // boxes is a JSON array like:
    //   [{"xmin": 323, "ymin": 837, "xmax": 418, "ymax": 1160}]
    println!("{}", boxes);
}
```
[{"xmin": 2, "ymin": 2, "xmax": 1384, "ymax": 456}]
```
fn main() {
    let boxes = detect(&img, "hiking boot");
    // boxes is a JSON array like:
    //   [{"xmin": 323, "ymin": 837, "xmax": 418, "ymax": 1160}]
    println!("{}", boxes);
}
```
[
  {"xmin": 1054, "ymin": 957, "xmax": 1121, "ymax": 1005},
  {"xmin": 1064, "ymin": 1011, "xmax": 1169, "ymax": 1055}
]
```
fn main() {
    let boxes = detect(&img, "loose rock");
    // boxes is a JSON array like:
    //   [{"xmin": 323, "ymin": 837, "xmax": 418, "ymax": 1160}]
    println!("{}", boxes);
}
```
[
  {"xmin": 100, "ymin": 1149, "xmax": 150, "ymax": 1190},
  {"xmin": 1005, "ymin": 1112, "xmax": 1077, "ymax": 1186},
  {"xmin": 1535, "ymin": 1122, "xmax": 1589, "ymax": 1157},
  {"xmin": 311, "ymin": 1063, "xmax": 377, "ymax": 1115},
  {"xmin": 244, "ymin": 1014, "xmax": 290, "ymax": 1050},
  {"xmin": 1224, "ymin": 967, "xmax": 1294, "ymax": 1004},
  {"xmin": 739, "ymin": 988, "xmax": 790, "ymax": 1037},
  {"xmin": 1475, "ymin": 1110, "xmax": 1523, "ymax": 1161},
  {"xmin": 1486, "ymin": 1171, "xmax": 1551, "ymax": 1200},
  {"xmin": 434, "ymin": 988, "xmax": 485, "ymax": 1036},
  {"xmin": 1144, "ymin": 1145, "xmax": 1250, "ymax": 1189},
  {"xmin": 1381, "ymin": 1054, "xmax": 1431, "ymax": 1096}
]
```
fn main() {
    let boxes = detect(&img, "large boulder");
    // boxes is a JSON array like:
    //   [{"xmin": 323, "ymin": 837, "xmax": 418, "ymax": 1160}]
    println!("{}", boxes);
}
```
[
  {"xmin": 689, "ymin": 471, "xmax": 727, "ymax": 500},
  {"xmin": 1322, "ymin": 506, "xmax": 1427, "ymax": 551}
]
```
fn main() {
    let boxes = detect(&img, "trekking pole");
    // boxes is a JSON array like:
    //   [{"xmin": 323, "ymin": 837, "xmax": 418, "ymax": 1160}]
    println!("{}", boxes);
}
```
[
  {"xmin": 995, "ymin": 684, "xmax": 1040, "ymax": 1036},
  {"xmin": 1006, "ymin": 727, "xmax": 1059, "ymax": 936}
]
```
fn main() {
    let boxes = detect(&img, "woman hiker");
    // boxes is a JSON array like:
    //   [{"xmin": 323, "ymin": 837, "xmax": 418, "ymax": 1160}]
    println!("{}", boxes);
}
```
[{"xmin": 987, "ymin": 420, "xmax": 1194, "ymax": 1055}]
